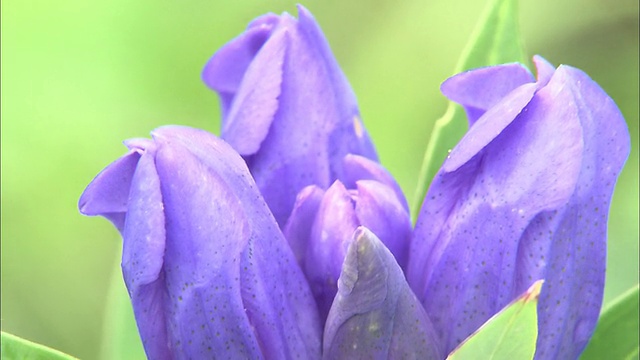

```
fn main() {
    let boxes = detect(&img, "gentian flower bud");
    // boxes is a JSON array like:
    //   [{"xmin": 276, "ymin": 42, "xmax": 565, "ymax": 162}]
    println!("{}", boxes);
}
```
[
  {"xmin": 283, "ymin": 155, "xmax": 412, "ymax": 322},
  {"xmin": 79, "ymin": 126, "xmax": 322, "ymax": 359},
  {"xmin": 323, "ymin": 227, "xmax": 442, "ymax": 360},
  {"xmin": 202, "ymin": 5, "xmax": 378, "ymax": 227},
  {"xmin": 407, "ymin": 56, "xmax": 630, "ymax": 358}
]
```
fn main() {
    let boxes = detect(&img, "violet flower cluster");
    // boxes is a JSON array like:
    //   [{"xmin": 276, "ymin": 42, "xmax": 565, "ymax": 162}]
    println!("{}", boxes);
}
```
[{"xmin": 79, "ymin": 6, "xmax": 630, "ymax": 360}]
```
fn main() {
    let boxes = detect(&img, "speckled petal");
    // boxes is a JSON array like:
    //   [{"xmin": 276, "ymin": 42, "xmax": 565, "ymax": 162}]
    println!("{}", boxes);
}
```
[
  {"xmin": 154, "ymin": 126, "xmax": 321, "ymax": 359},
  {"xmin": 409, "ymin": 61, "xmax": 588, "ymax": 354},
  {"xmin": 532, "ymin": 65, "xmax": 630, "ymax": 359},
  {"xmin": 440, "ymin": 63, "xmax": 535, "ymax": 125},
  {"xmin": 323, "ymin": 227, "xmax": 442, "ymax": 360},
  {"xmin": 443, "ymin": 81, "xmax": 540, "ymax": 172},
  {"xmin": 119, "ymin": 146, "xmax": 169, "ymax": 360},
  {"xmin": 80, "ymin": 126, "xmax": 322, "ymax": 359}
]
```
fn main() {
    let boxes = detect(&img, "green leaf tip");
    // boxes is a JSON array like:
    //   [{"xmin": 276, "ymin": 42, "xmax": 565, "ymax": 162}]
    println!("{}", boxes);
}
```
[
  {"xmin": 412, "ymin": 0, "xmax": 527, "ymax": 220},
  {"xmin": 1, "ymin": 331, "xmax": 78, "ymax": 360},
  {"xmin": 454, "ymin": 0, "xmax": 527, "ymax": 73},
  {"xmin": 446, "ymin": 279, "xmax": 544, "ymax": 360}
]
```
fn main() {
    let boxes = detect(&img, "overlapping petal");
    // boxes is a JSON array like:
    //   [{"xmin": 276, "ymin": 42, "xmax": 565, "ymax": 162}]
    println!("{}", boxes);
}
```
[
  {"xmin": 407, "ymin": 58, "xmax": 630, "ymax": 358},
  {"xmin": 533, "ymin": 65, "xmax": 630, "ymax": 359},
  {"xmin": 440, "ymin": 63, "xmax": 535, "ymax": 125},
  {"xmin": 79, "ymin": 126, "xmax": 322, "ymax": 359},
  {"xmin": 79, "ymin": 3, "xmax": 631, "ymax": 357},
  {"xmin": 202, "ymin": 5, "xmax": 378, "ymax": 226},
  {"xmin": 323, "ymin": 227, "xmax": 442, "ymax": 360},
  {"xmin": 284, "ymin": 167, "xmax": 412, "ymax": 322},
  {"xmin": 341, "ymin": 154, "xmax": 409, "ymax": 212}
]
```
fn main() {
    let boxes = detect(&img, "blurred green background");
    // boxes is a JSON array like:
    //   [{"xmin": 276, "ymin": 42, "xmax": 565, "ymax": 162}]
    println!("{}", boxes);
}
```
[{"xmin": 1, "ymin": 0, "xmax": 638, "ymax": 358}]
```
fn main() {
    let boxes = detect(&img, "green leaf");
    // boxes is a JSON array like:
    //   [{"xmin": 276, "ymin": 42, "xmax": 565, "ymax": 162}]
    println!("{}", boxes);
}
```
[
  {"xmin": 99, "ymin": 250, "xmax": 146, "ymax": 360},
  {"xmin": 581, "ymin": 284, "xmax": 640, "ymax": 360},
  {"xmin": 412, "ymin": 0, "xmax": 527, "ymax": 219},
  {"xmin": 447, "ymin": 280, "xmax": 543, "ymax": 360},
  {"xmin": 1, "ymin": 332, "xmax": 78, "ymax": 360}
]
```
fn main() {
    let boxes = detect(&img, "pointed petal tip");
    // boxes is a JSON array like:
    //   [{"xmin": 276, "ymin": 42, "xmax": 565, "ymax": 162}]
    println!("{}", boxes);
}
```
[
  {"xmin": 442, "ymin": 81, "xmax": 539, "ymax": 173},
  {"xmin": 326, "ymin": 225, "xmax": 443, "ymax": 360},
  {"xmin": 77, "ymin": 193, "xmax": 91, "ymax": 215},
  {"xmin": 78, "ymin": 150, "xmax": 142, "ymax": 217},
  {"xmin": 220, "ymin": 27, "xmax": 287, "ymax": 155},
  {"xmin": 440, "ymin": 62, "xmax": 535, "ymax": 127},
  {"xmin": 350, "ymin": 226, "xmax": 388, "ymax": 263},
  {"xmin": 353, "ymin": 225, "xmax": 369, "ymax": 241},
  {"xmin": 349, "ymin": 226, "xmax": 381, "ymax": 261},
  {"xmin": 296, "ymin": 4, "xmax": 311, "ymax": 17},
  {"xmin": 533, "ymin": 55, "xmax": 555, "ymax": 85}
]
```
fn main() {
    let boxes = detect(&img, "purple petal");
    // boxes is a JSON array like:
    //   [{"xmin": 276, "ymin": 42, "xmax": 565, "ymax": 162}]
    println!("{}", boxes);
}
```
[
  {"xmin": 283, "ymin": 184, "xmax": 325, "ymax": 265},
  {"xmin": 354, "ymin": 180, "xmax": 412, "ymax": 271},
  {"xmin": 443, "ymin": 81, "xmax": 540, "ymax": 172},
  {"xmin": 221, "ymin": 22, "xmax": 287, "ymax": 156},
  {"xmin": 305, "ymin": 180, "xmax": 359, "ymax": 321},
  {"xmin": 119, "ymin": 146, "xmax": 169, "ymax": 360},
  {"xmin": 286, "ymin": 175, "xmax": 413, "ymax": 324},
  {"xmin": 80, "ymin": 126, "xmax": 322, "ymax": 359},
  {"xmin": 154, "ymin": 126, "xmax": 322, "ymax": 359},
  {"xmin": 533, "ymin": 55, "xmax": 555, "ymax": 86},
  {"xmin": 203, "ymin": 6, "xmax": 378, "ymax": 227},
  {"xmin": 441, "ymin": 63, "xmax": 535, "ymax": 125},
  {"xmin": 323, "ymin": 227, "xmax": 443, "ymax": 360},
  {"xmin": 409, "ymin": 61, "xmax": 591, "ymax": 353},
  {"xmin": 78, "ymin": 150, "xmax": 141, "ymax": 232},
  {"xmin": 532, "ymin": 65, "xmax": 630, "ymax": 359},
  {"xmin": 202, "ymin": 14, "xmax": 279, "ymax": 118},
  {"xmin": 342, "ymin": 154, "xmax": 409, "ymax": 212}
]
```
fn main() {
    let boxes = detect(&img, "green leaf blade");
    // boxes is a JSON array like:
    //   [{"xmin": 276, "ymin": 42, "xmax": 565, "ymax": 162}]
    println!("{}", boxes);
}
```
[
  {"xmin": 412, "ymin": 0, "xmax": 528, "ymax": 219},
  {"xmin": 456, "ymin": 0, "xmax": 526, "ymax": 72},
  {"xmin": 446, "ymin": 280, "xmax": 543, "ymax": 360},
  {"xmin": 581, "ymin": 284, "xmax": 640, "ymax": 360},
  {"xmin": 1, "ymin": 332, "xmax": 78, "ymax": 360}
]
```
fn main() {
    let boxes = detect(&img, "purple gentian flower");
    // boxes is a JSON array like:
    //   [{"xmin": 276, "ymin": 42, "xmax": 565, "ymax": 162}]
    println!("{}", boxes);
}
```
[
  {"xmin": 79, "ymin": 6, "xmax": 630, "ymax": 360},
  {"xmin": 406, "ymin": 56, "xmax": 630, "ymax": 358},
  {"xmin": 283, "ymin": 154, "xmax": 412, "ymax": 322},
  {"xmin": 79, "ymin": 126, "xmax": 322, "ymax": 359},
  {"xmin": 202, "ymin": 5, "xmax": 378, "ymax": 227}
]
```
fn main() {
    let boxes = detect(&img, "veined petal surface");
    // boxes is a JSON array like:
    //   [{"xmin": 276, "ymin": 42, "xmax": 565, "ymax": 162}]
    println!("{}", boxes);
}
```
[
  {"xmin": 202, "ymin": 5, "xmax": 378, "ymax": 226},
  {"xmin": 79, "ymin": 126, "xmax": 322, "ymax": 359},
  {"xmin": 409, "ymin": 58, "xmax": 630, "ymax": 358},
  {"xmin": 324, "ymin": 227, "xmax": 442, "ymax": 360}
]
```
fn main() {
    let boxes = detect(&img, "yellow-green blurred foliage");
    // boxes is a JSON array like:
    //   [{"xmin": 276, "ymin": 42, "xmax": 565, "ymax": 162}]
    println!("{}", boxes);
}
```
[{"xmin": 2, "ymin": 0, "xmax": 637, "ymax": 358}]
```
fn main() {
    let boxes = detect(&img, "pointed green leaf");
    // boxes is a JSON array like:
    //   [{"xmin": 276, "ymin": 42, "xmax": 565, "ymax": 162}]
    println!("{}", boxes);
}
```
[
  {"xmin": 99, "ymin": 250, "xmax": 146, "ymax": 360},
  {"xmin": 581, "ymin": 284, "xmax": 639, "ymax": 360},
  {"xmin": 412, "ymin": 0, "xmax": 527, "ymax": 219},
  {"xmin": 447, "ymin": 280, "xmax": 543, "ymax": 360},
  {"xmin": 1, "ymin": 332, "xmax": 78, "ymax": 360}
]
